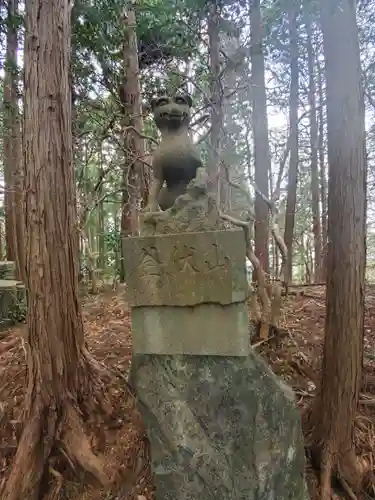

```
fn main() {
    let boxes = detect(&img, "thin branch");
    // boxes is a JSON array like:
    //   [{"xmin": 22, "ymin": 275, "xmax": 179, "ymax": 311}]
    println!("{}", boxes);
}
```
[{"xmin": 123, "ymin": 125, "xmax": 158, "ymax": 145}]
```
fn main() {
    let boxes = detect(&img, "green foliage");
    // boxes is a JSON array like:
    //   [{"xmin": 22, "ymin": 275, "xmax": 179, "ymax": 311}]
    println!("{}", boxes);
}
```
[
  {"xmin": 8, "ymin": 290, "xmax": 27, "ymax": 324},
  {"xmin": 104, "ymin": 230, "xmax": 120, "ymax": 255},
  {"xmin": 8, "ymin": 298, "xmax": 27, "ymax": 324},
  {"xmin": 1, "ymin": 0, "xmax": 370, "ymax": 284},
  {"xmin": 72, "ymin": 0, "xmax": 202, "ymax": 97}
]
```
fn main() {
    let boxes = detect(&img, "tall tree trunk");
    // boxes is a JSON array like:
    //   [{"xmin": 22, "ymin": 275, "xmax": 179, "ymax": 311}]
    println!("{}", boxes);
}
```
[
  {"xmin": 317, "ymin": 57, "xmax": 328, "ymax": 279},
  {"xmin": 120, "ymin": 6, "xmax": 145, "ymax": 281},
  {"xmin": 3, "ymin": 0, "xmax": 25, "ymax": 281},
  {"xmin": 207, "ymin": 0, "xmax": 224, "ymax": 204},
  {"xmin": 309, "ymin": 0, "xmax": 367, "ymax": 497},
  {"xmin": 306, "ymin": 15, "xmax": 322, "ymax": 283},
  {"xmin": 0, "ymin": 222, "xmax": 3, "ymax": 260},
  {"xmin": 284, "ymin": 5, "xmax": 299, "ymax": 284},
  {"xmin": 14, "ymin": 100, "xmax": 25, "ymax": 282},
  {"xmin": 3, "ymin": 0, "xmax": 17, "ymax": 263},
  {"xmin": 2, "ymin": 0, "xmax": 110, "ymax": 497},
  {"xmin": 250, "ymin": 0, "xmax": 270, "ymax": 274},
  {"xmin": 98, "ymin": 147, "xmax": 105, "ymax": 270}
]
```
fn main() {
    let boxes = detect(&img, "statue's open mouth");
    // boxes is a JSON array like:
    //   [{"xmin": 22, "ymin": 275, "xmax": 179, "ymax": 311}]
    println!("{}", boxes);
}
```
[{"xmin": 160, "ymin": 112, "xmax": 187, "ymax": 120}]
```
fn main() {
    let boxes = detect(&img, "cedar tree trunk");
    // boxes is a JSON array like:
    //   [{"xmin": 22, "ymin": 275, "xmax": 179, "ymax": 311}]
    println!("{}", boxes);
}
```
[
  {"xmin": 1, "ymin": 0, "xmax": 111, "ymax": 498},
  {"xmin": 250, "ymin": 0, "xmax": 271, "ymax": 274},
  {"xmin": 284, "ymin": 5, "xmax": 299, "ymax": 284},
  {"xmin": 317, "ymin": 58, "xmax": 328, "ymax": 279},
  {"xmin": 306, "ymin": 15, "xmax": 322, "ymax": 283},
  {"xmin": 310, "ymin": 0, "xmax": 367, "ymax": 497},
  {"xmin": 208, "ymin": 0, "xmax": 224, "ymax": 203},
  {"xmin": 120, "ymin": 6, "xmax": 146, "ymax": 280},
  {"xmin": 3, "ymin": 0, "xmax": 25, "ymax": 281}
]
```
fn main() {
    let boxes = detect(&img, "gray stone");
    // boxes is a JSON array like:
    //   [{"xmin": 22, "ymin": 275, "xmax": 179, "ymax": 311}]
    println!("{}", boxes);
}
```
[
  {"xmin": 129, "ymin": 351, "xmax": 308, "ymax": 500},
  {"xmin": 0, "ymin": 261, "xmax": 16, "ymax": 280},
  {"xmin": 139, "ymin": 168, "xmax": 228, "ymax": 236},
  {"xmin": 132, "ymin": 302, "xmax": 249, "ymax": 356},
  {"xmin": 127, "ymin": 164, "xmax": 307, "ymax": 498},
  {"xmin": 123, "ymin": 229, "xmax": 248, "ymax": 307},
  {"xmin": 0, "ymin": 280, "xmax": 26, "ymax": 329}
]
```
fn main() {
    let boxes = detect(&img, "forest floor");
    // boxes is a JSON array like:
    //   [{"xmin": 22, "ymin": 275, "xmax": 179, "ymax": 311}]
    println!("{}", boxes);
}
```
[{"xmin": 0, "ymin": 284, "xmax": 375, "ymax": 499}]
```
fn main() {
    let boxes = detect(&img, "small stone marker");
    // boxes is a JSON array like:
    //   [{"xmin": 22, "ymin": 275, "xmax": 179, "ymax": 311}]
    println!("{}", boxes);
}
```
[
  {"xmin": 130, "ymin": 354, "xmax": 309, "ymax": 500},
  {"xmin": 0, "ymin": 261, "xmax": 16, "ymax": 280},
  {"xmin": 0, "ymin": 262, "xmax": 26, "ymax": 329},
  {"xmin": 123, "ymin": 229, "xmax": 250, "ymax": 356}
]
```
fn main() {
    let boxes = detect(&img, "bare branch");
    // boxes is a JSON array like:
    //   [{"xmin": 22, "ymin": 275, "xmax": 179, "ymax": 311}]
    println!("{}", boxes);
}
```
[
  {"xmin": 219, "ymin": 211, "xmax": 271, "ymax": 339},
  {"xmin": 123, "ymin": 125, "xmax": 158, "ymax": 145}
]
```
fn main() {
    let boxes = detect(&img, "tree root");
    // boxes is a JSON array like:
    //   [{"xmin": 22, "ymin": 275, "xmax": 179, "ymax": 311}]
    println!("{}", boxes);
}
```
[
  {"xmin": 61, "ymin": 405, "xmax": 111, "ymax": 486},
  {"xmin": 1, "ymin": 396, "xmax": 57, "ymax": 500},
  {"xmin": 0, "ymin": 337, "xmax": 19, "ymax": 355},
  {"xmin": 320, "ymin": 448, "xmax": 333, "ymax": 500},
  {"xmin": 308, "ymin": 441, "xmax": 370, "ymax": 500},
  {"xmin": 338, "ymin": 475, "xmax": 357, "ymax": 500},
  {"xmin": 48, "ymin": 467, "xmax": 64, "ymax": 500},
  {"xmin": 1, "ymin": 394, "xmax": 112, "ymax": 500}
]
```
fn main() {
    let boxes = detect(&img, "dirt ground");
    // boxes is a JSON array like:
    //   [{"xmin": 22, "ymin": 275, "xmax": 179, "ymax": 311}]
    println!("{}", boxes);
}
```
[{"xmin": 0, "ymin": 284, "xmax": 375, "ymax": 499}]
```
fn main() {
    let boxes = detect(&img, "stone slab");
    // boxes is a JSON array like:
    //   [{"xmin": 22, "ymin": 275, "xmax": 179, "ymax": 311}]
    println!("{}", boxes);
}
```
[
  {"xmin": 0, "ymin": 280, "xmax": 22, "ymax": 289},
  {"xmin": 131, "ymin": 302, "xmax": 249, "ymax": 356},
  {"xmin": 123, "ymin": 229, "xmax": 248, "ymax": 307},
  {"xmin": 129, "ymin": 353, "xmax": 308, "ymax": 500},
  {"xmin": 0, "ymin": 261, "xmax": 16, "ymax": 280},
  {"xmin": 0, "ymin": 280, "xmax": 26, "ymax": 328}
]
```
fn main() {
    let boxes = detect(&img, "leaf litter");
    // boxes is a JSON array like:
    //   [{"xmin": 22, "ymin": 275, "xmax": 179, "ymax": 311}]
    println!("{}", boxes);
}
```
[{"xmin": 0, "ymin": 283, "xmax": 374, "ymax": 499}]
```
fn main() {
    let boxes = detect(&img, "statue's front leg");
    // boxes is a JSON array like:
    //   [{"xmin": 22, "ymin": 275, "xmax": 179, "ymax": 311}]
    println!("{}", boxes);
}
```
[
  {"xmin": 145, "ymin": 177, "xmax": 163, "ymax": 212},
  {"xmin": 158, "ymin": 185, "xmax": 177, "ymax": 211}
]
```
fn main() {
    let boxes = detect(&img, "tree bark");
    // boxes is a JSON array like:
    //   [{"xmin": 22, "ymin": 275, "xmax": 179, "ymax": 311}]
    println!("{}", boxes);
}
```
[
  {"xmin": 3, "ymin": 0, "xmax": 25, "ymax": 281},
  {"xmin": 3, "ymin": 0, "xmax": 17, "ymax": 263},
  {"xmin": 317, "ymin": 57, "xmax": 328, "ymax": 279},
  {"xmin": 250, "ymin": 0, "xmax": 270, "ymax": 274},
  {"xmin": 284, "ymin": 5, "xmax": 299, "ymax": 284},
  {"xmin": 310, "ymin": 0, "xmax": 367, "ymax": 496},
  {"xmin": 120, "ymin": 6, "xmax": 145, "ymax": 280},
  {"xmin": 1, "ymin": 1, "xmax": 110, "ymax": 498},
  {"xmin": 306, "ymin": 15, "xmax": 322, "ymax": 283},
  {"xmin": 207, "ymin": 0, "xmax": 224, "ymax": 204},
  {"xmin": 98, "ymin": 169, "xmax": 105, "ymax": 270},
  {"xmin": 0, "ymin": 221, "xmax": 3, "ymax": 260}
]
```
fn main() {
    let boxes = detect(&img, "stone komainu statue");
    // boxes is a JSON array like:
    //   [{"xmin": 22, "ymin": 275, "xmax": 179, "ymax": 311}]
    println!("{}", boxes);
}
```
[{"xmin": 146, "ymin": 93, "xmax": 203, "ymax": 211}]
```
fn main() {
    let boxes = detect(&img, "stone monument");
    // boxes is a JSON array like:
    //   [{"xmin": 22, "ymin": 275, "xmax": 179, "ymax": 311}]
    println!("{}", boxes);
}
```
[
  {"xmin": 0, "ymin": 261, "xmax": 26, "ymax": 329},
  {"xmin": 124, "ymin": 168, "xmax": 308, "ymax": 499}
]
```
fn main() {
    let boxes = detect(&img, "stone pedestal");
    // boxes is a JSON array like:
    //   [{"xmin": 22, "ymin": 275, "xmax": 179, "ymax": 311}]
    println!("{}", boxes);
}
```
[
  {"xmin": 125, "ymin": 169, "xmax": 307, "ymax": 499},
  {"xmin": 123, "ymin": 229, "xmax": 249, "ymax": 356},
  {"xmin": 0, "ymin": 261, "xmax": 26, "ymax": 329},
  {"xmin": 129, "ymin": 354, "xmax": 308, "ymax": 500},
  {"xmin": 0, "ymin": 261, "xmax": 16, "ymax": 280}
]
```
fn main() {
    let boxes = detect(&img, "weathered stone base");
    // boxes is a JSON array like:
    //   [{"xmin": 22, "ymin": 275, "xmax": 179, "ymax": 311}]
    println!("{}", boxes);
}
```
[
  {"xmin": 0, "ymin": 261, "xmax": 16, "ymax": 280},
  {"xmin": 130, "ymin": 352, "xmax": 308, "ymax": 500},
  {"xmin": 0, "ymin": 280, "xmax": 26, "ymax": 329},
  {"xmin": 131, "ymin": 302, "xmax": 249, "ymax": 356}
]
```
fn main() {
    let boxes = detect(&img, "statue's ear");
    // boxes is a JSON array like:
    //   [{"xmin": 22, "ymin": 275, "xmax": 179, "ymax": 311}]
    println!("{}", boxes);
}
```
[
  {"xmin": 150, "ymin": 98, "xmax": 158, "ymax": 111},
  {"xmin": 184, "ymin": 94, "xmax": 193, "ymax": 108}
]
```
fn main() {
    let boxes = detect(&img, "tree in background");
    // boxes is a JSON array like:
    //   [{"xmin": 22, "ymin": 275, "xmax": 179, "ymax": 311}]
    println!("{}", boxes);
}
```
[
  {"xmin": 207, "ymin": 0, "xmax": 224, "ymax": 201},
  {"xmin": 305, "ymin": 9, "xmax": 322, "ymax": 283},
  {"xmin": 3, "ymin": 0, "xmax": 24, "ymax": 280},
  {"xmin": 283, "ymin": 1, "xmax": 299, "ymax": 283},
  {"xmin": 2, "ymin": 0, "xmax": 110, "ymax": 497},
  {"xmin": 308, "ymin": 0, "xmax": 367, "ymax": 497},
  {"xmin": 250, "ymin": 0, "xmax": 271, "ymax": 275}
]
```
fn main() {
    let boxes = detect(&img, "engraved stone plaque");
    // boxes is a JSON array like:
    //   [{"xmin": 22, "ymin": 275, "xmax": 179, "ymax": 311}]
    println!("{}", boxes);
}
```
[{"xmin": 123, "ymin": 229, "xmax": 248, "ymax": 307}]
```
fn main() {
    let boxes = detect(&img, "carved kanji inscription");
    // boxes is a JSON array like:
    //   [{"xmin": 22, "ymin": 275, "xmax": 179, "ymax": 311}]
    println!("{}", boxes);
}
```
[{"xmin": 123, "ymin": 229, "xmax": 247, "ymax": 307}]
